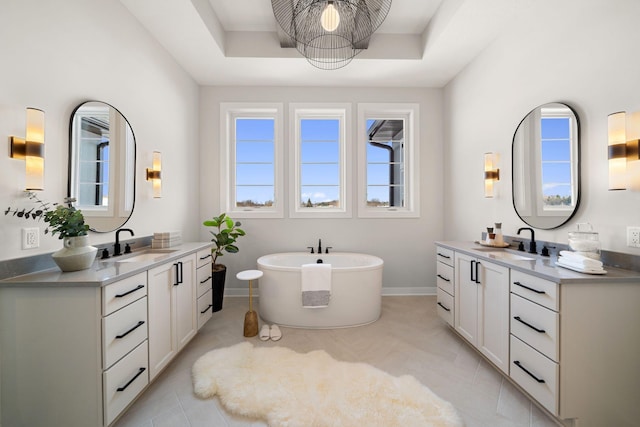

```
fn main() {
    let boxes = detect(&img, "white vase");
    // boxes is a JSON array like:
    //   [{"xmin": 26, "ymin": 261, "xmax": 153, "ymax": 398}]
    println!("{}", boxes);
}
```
[{"xmin": 51, "ymin": 235, "xmax": 98, "ymax": 272}]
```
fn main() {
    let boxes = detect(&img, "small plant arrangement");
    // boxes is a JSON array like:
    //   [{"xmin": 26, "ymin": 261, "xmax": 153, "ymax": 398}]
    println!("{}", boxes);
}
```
[
  {"xmin": 203, "ymin": 213, "xmax": 246, "ymax": 270},
  {"xmin": 4, "ymin": 191, "xmax": 89, "ymax": 239}
]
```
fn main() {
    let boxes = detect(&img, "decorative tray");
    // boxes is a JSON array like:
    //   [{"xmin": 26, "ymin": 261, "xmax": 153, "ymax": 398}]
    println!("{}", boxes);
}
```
[
  {"xmin": 476, "ymin": 241, "xmax": 510, "ymax": 248},
  {"xmin": 556, "ymin": 260, "xmax": 607, "ymax": 275}
]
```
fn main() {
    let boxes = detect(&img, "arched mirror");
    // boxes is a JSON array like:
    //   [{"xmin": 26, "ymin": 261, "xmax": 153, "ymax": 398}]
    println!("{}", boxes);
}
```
[
  {"xmin": 68, "ymin": 101, "xmax": 136, "ymax": 232},
  {"xmin": 512, "ymin": 102, "xmax": 580, "ymax": 229}
]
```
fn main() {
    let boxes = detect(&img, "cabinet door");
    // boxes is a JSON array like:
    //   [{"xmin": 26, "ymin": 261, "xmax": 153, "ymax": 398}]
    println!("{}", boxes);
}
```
[
  {"xmin": 477, "ymin": 260, "xmax": 510, "ymax": 374},
  {"xmin": 175, "ymin": 254, "xmax": 197, "ymax": 351},
  {"xmin": 455, "ymin": 252, "xmax": 478, "ymax": 346},
  {"xmin": 148, "ymin": 261, "xmax": 176, "ymax": 380}
]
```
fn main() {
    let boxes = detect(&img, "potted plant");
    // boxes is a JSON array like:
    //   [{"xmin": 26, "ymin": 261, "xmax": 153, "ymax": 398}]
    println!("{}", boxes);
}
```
[
  {"xmin": 5, "ymin": 192, "xmax": 96, "ymax": 271},
  {"xmin": 203, "ymin": 213, "xmax": 246, "ymax": 311}
]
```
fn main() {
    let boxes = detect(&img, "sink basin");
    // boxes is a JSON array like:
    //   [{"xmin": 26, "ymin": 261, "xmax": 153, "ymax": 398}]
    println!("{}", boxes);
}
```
[
  {"xmin": 111, "ymin": 249, "xmax": 178, "ymax": 263},
  {"xmin": 480, "ymin": 250, "xmax": 535, "ymax": 261}
]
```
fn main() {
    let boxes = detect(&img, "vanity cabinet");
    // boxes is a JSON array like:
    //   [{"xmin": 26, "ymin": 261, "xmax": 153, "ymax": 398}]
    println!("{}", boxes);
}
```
[
  {"xmin": 435, "ymin": 246, "xmax": 454, "ymax": 326},
  {"xmin": 148, "ymin": 253, "xmax": 197, "ymax": 380},
  {"xmin": 195, "ymin": 248, "xmax": 213, "ymax": 329},
  {"xmin": 454, "ymin": 252, "xmax": 510, "ymax": 374}
]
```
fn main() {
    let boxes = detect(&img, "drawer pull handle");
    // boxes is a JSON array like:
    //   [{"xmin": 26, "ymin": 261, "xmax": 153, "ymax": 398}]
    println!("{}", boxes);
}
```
[
  {"xmin": 200, "ymin": 304, "xmax": 213, "ymax": 314},
  {"xmin": 514, "ymin": 316, "xmax": 546, "ymax": 333},
  {"xmin": 115, "ymin": 320, "xmax": 146, "ymax": 339},
  {"xmin": 513, "ymin": 281, "xmax": 545, "ymax": 294},
  {"xmin": 115, "ymin": 284, "xmax": 144, "ymax": 298},
  {"xmin": 437, "ymin": 253, "xmax": 451, "ymax": 259},
  {"xmin": 436, "ymin": 274, "xmax": 450, "ymax": 282},
  {"xmin": 513, "ymin": 360, "xmax": 545, "ymax": 383},
  {"xmin": 200, "ymin": 275, "xmax": 212, "ymax": 284},
  {"xmin": 117, "ymin": 367, "xmax": 146, "ymax": 392},
  {"xmin": 199, "ymin": 254, "xmax": 212, "ymax": 261},
  {"xmin": 437, "ymin": 302, "xmax": 451, "ymax": 312}
]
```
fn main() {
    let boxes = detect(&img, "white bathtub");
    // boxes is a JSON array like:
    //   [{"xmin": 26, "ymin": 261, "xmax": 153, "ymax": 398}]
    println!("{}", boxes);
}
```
[{"xmin": 256, "ymin": 252, "xmax": 383, "ymax": 329}]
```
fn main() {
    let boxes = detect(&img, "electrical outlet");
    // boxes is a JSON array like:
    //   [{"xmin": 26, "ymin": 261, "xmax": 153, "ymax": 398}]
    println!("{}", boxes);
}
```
[
  {"xmin": 628, "ymin": 226, "xmax": 640, "ymax": 248},
  {"xmin": 22, "ymin": 227, "xmax": 39, "ymax": 249}
]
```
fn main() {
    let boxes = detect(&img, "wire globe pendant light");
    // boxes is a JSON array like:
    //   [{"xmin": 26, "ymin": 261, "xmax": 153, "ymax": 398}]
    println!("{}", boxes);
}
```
[{"xmin": 271, "ymin": 0, "xmax": 393, "ymax": 70}]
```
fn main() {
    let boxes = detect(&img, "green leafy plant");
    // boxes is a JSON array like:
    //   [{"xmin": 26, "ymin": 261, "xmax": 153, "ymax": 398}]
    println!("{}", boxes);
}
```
[
  {"xmin": 5, "ymin": 192, "xmax": 89, "ymax": 239},
  {"xmin": 203, "ymin": 213, "xmax": 246, "ymax": 269}
]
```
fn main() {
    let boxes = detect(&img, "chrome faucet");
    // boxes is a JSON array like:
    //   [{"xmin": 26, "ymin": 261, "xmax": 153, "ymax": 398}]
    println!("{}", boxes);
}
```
[
  {"xmin": 517, "ymin": 227, "xmax": 536, "ymax": 254},
  {"xmin": 113, "ymin": 228, "xmax": 134, "ymax": 256}
]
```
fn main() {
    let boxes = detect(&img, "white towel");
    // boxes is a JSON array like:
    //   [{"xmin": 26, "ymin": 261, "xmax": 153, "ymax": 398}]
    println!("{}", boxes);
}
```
[
  {"xmin": 557, "ymin": 257, "xmax": 605, "ymax": 273},
  {"xmin": 558, "ymin": 251, "xmax": 603, "ymax": 268},
  {"xmin": 301, "ymin": 263, "xmax": 332, "ymax": 308}
]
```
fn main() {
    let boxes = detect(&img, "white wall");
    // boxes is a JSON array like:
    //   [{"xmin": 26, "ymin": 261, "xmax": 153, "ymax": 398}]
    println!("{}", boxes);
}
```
[
  {"xmin": 199, "ymin": 86, "xmax": 444, "ymax": 292},
  {"xmin": 0, "ymin": 0, "xmax": 200, "ymax": 262},
  {"xmin": 443, "ymin": 0, "xmax": 640, "ymax": 254}
]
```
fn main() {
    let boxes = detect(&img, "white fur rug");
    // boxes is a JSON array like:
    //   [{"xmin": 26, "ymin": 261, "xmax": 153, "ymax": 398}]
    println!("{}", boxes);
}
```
[{"xmin": 192, "ymin": 342, "xmax": 464, "ymax": 427}]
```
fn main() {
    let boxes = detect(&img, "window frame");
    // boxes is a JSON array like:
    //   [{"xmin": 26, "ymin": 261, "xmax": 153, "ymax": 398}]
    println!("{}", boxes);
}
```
[
  {"xmin": 289, "ymin": 103, "xmax": 353, "ymax": 218},
  {"xmin": 357, "ymin": 103, "xmax": 420, "ymax": 218},
  {"xmin": 219, "ymin": 103, "xmax": 284, "ymax": 219}
]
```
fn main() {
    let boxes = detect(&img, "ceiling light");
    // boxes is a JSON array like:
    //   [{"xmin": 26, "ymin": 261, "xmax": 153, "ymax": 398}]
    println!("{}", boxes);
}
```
[{"xmin": 271, "ymin": 0, "xmax": 392, "ymax": 70}]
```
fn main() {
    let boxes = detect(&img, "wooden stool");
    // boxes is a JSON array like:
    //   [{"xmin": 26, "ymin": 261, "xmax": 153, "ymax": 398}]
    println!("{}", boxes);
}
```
[{"xmin": 236, "ymin": 270, "xmax": 263, "ymax": 337}]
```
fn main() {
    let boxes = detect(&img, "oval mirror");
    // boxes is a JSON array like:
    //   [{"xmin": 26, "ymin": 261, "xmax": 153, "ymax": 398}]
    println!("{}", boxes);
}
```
[
  {"xmin": 512, "ymin": 102, "xmax": 580, "ymax": 229},
  {"xmin": 68, "ymin": 101, "xmax": 136, "ymax": 232}
]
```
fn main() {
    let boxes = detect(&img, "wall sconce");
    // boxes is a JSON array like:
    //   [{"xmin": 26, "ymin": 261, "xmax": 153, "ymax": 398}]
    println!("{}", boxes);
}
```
[
  {"xmin": 10, "ymin": 108, "xmax": 45, "ymax": 191},
  {"xmin": 146, "ymin": 151, "xmax": 162, "ymax": 198},
  {"xmin": 608, "ymin": 111, "xmax": 640, "ymax": 191},
  {"xmin": 484, "ymin": 152, "xmax": 500, "ymax": 198}
]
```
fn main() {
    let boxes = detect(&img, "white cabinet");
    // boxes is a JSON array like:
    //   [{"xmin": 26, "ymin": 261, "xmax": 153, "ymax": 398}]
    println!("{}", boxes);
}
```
[
  {"xmin": 435, "ymin": 246, "xmax": 454, "ymax": 326},
  {"xmin": 195, "ymin": 248, "xmax": 213, "ymax": 329},
  {"xmin": 454, "ymin": 252, "xmax": 510, "ymax": 374},
  {"xmin": 148, "ymin": 253, "xmax": 197, "ymax": 380}
]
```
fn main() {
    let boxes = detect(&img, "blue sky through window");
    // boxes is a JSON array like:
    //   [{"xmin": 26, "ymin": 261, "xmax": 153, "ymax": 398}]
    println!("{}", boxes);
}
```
[{"xmin": 540, "ymin": 117, "xmax": 572, "ymax": 203}]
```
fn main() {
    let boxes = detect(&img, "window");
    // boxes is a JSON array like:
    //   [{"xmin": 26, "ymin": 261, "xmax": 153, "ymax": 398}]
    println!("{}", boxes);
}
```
[
  {"xmin": 220, "ymin": 103, "xmax": 283, "ymax": 218},
  {"xmin": 290, "ymin": 104, "xmax": 352, "ymax": 218},
  {"xmin": 357, "ymin": 103, "xmax": 420, "ymax": 218}
]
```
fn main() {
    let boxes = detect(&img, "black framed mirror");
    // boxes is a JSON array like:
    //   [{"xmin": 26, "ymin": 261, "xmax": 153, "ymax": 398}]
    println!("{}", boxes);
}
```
[
  {"xmin": 68, "ymin": 101, "xmax": 136, "ymax": 232},
  {"xmin": 512, "ymin": 102, "xmax": 580, "ymax": 229}
]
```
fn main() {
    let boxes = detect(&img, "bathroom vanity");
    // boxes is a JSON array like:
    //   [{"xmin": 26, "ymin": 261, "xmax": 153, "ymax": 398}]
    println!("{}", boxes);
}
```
[
  {"xmin": 435, "ymin": 241, "xmax": 640, "ymax": 427},
  {"xmin": 0, "ymin": 242, "xmax": 212, "ymax": 427}
]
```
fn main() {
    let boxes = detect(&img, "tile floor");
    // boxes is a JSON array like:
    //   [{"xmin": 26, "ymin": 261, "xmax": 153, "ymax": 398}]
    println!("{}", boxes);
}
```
[{"xmin": 113, "ymin": 296, "xmax": 560, "ymax": 427}]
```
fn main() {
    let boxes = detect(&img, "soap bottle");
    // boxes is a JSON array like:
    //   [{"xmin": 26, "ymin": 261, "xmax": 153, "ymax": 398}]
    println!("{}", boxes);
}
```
[
  {"xmin": 494, "ymin": 223, "xmax": 504, "ymax": 246},
  {"xmin": 486, "ymin": 227, "xmax": 494, "ymax": 245}
]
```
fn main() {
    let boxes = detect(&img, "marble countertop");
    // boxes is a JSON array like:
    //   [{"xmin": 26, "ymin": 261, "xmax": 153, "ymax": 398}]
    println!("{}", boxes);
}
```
[
  {"xmin": 0, "ymin": 242, "xmax": 211, "ymax": 288},
  {"xmin": 436, "ymin": 241, "xmax": 640, "ymax": 284}
]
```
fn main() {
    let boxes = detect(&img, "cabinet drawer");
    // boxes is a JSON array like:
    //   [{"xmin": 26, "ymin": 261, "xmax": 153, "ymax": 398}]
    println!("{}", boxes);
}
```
[
  {"xmin": 103, "ymin": 272, "xmax": 148, "ymax": 315},
  {"xmin": 103, "ymin": 297, "xmax": 148, "ymax": 369},
  {"xmin": 196, "ymin": 262, "xmax": 213, "ymax": 298},
  {"xmin": 436, "ymin": 287, "xmax": 454, "ymax": 327},
  {"xmin": 510, "ymin": 335, "xmax": 558, "ymax": 415},
  {"xmin": 511, "ymin": 294, "xmax": 559, "ymax": 361},
  {"xmin": 510, "ymin": 270, "xmax": 558, "ymax": 311},
  {"xmin": 103, "ymin": 340, "xmax": 149, "ymax": 426},
  {"xmin": 436, "ymin": 262, "xmax": 454, "ymax": 295},
  {"xmin": 436, "ymin": 246, "xmax": 454, "ymax": 267},
  {"xmin": 197, "ymin": 288, "xmax": 213, "ymax": 329},
  {"xmin": 196, "ymin": 248, "xmax": 212, "ymax": 269}
]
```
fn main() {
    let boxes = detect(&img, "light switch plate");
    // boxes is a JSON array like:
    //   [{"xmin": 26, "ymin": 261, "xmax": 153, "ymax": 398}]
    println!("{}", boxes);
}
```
[{"xmin": 627, "ymin": 226, "xmax": 640, "ymax": 248}]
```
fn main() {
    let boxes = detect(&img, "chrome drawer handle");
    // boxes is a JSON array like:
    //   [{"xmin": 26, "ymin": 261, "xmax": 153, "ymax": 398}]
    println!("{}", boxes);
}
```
[
  {"xmin": 513, "ymin": 281, "xmax": 545, "ymax": 294},
  {"xmin": 115, "ymin": 284, "xmax": 144, "ymax": 298},
  {"xmin": 513, "ymin": 360, "xmax": 545, "ymax": 383},
  {"xmin": 436, "ymin": 274, "xmax": 450, "ymax": 282},
  {"xmin": 117, "ymin": 367, "xmax": 146, "ymax": 392},
  {"xmin": 514, "ymin": 316, "xmax": 546, "ymax": 333},
  {"xmin": 437, "ymin": 253, "xmax": 451, "ymax": 259},
  {"xmin": 115, "ymin": 320, "xmax": 145, "ymax": 339},
  {"xmin": 200, "ymin": 304, "xmax": 213, "ymax": 314},
  {"xmin": 437, "ymin": 302, "xmax": 451, "ymax": 312}
]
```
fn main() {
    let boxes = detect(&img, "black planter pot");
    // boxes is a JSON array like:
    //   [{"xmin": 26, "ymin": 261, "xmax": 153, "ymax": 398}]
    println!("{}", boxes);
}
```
[{"xmin": 212, "ymin": 265, "xmax": 226, "ymax": 312}]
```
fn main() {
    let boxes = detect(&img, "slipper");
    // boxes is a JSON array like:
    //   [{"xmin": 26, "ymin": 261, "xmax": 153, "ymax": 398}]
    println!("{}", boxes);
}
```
[
  {"xmin": 270, "ymin": 325, "xmax": 282, "ymax": 341},
  {"xmin": 259, "ymin": 324, "xmax": 270, "ymax": 341}
]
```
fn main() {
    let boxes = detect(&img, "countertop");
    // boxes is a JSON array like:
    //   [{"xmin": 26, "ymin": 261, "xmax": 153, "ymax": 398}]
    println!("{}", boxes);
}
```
[
  {"xmin": 436, "ymin": 241, "xmax": 640, "ymax": 284},
  {"xmin": 0, "ymin": 242, "xmax": 211, "ymax": 288}
]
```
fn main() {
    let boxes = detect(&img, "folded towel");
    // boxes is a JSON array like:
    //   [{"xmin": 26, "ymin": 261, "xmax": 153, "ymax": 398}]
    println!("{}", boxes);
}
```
[
  {"xmin": 153, "ymin": 231, "xmax": 182, "ymax": 239},
  {"xmin": 557, "ymin": 257, "xmax": 605, "ymax": 273},
  {"xmin": 301, "ymin": 263, "xmax": 332, "ymax": 308},
  {"xmin": 559, "ymin": 251, "xmax": 603, "ymax": 267}
]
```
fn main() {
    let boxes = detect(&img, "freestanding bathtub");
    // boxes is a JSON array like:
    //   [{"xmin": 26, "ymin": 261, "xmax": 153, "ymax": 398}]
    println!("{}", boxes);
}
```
[{"xmin": 256, "ymin": 252, "xmax": 383, "ymax": 329}]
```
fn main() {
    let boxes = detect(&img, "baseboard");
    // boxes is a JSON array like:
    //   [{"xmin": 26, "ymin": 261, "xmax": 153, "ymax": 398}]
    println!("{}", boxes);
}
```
[{"xmin": 224, "ymin": 286, "xmax": 436, "ymax": 297}]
